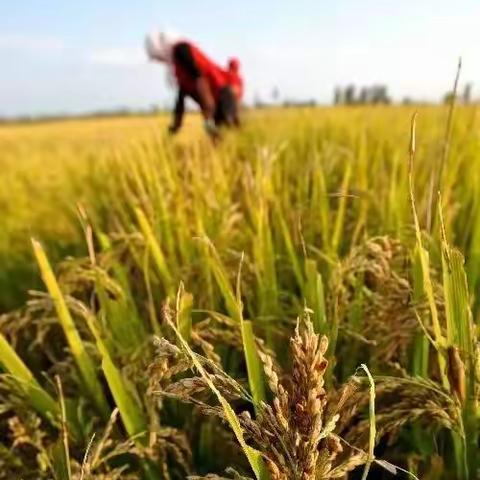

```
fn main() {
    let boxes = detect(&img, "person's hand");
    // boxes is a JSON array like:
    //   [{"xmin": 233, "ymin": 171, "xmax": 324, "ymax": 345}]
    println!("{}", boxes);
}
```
[
  {"xmin": 204, "ymin": 118, "xmax": 221, "ymax": 143},
  {"xmin": 168, "ymin": 124, "xmax": 180, "ymax": 135}
]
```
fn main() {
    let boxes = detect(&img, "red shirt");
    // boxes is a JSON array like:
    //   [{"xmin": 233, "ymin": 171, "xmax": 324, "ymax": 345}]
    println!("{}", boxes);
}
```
[
  {"xmin": 228, "ymin": 71, "xmax": 243, "ymax": 101},
  {"xmin": 173, "ymin": 42, "xmax": 228, "ymax": 101}
]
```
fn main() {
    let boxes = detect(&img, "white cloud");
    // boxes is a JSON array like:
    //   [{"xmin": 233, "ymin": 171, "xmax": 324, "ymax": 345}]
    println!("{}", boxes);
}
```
[
  {"xmin": 0, "ymin": 34, "xmax": 64, "ymax": 52},
  {"xmin": 87, "ymin": 47, "xmax": 146, "ymax": 67}
]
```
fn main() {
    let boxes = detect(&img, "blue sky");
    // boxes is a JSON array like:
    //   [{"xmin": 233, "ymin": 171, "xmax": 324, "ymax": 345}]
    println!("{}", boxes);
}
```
[{"xmin": 1, "ymin": 0, "xmax": 479, "ymax": 116}]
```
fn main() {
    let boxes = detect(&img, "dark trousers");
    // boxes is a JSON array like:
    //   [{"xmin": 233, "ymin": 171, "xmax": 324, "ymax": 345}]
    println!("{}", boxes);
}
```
[{"xmin": 214, "ymin": 86, "xmax": 238, "ymax": 126}]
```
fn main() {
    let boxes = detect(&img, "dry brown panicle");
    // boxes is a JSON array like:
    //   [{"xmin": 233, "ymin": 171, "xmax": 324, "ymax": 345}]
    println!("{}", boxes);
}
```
[
  {"xmin": 325, "ymin": 375, "xmax": 364, "ymax": 434},
  {"xmin": 148, "ymin": 336, "xmax": 192, "ymax": 395},
  {"xmin": 150, "ymin": 309, "xmax": 366, "ymax": 479},
  {"xmin": 76, "ymin": 407, "xmax": 192, "ymax": 480},
  {"xmin": 342, "ymin": 376, "xmax": 462, "ymax": 450},
  {"xmin": 143, "ymin": 426, "xmax": 193, "ymax": 479},
  {"xmin": 332, "ymin": 236, "xmax": 445, "ymax": 366},
  {"xmin": 245, "ymin": 314, "xmax": 366, "ymax": 480},
  {"xmin": 149, "ymin": 307, "xmax": 251, "ymax": 408}
]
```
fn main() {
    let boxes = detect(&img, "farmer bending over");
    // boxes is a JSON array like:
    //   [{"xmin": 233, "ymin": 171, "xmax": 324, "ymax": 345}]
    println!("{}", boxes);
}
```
[{"xmin": 145, "ymin": 31, "xmax": 242, "ymax": 140}]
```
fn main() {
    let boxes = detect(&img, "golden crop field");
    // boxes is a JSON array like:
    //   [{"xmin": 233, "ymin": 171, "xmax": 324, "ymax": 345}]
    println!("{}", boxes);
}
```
[{"xmin": 1, "ymin": 105, "xmax": 480, "ymax": 479}]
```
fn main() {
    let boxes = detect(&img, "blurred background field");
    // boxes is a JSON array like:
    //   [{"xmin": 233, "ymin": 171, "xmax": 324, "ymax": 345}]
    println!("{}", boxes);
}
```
[
  {"xmin": 1, "ymin": 105, "xmax": 478, "ymax": 312},
  {"xmin": 0, "ymin": 114, "xmax": 171, "ymax": 310}
]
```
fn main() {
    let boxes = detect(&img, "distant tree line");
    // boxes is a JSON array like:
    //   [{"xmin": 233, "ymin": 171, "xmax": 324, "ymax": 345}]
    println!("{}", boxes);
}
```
[
  {"xmin": 2, "ymin": 82, "xmax": 477, "ymax": 124},
  {"xmin": 443, "ymin": 83, "xmax": 474, "ymax": 105},
  {"xmin": 334, "ymin": 85, "xmax": 391, "ymax": 105}
]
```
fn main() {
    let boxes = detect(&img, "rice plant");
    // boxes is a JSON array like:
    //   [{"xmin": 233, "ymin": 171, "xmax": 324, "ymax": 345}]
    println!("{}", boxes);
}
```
[{"xmin": 1, "ymin": 105, "xmax": 479, "ymax": 478}]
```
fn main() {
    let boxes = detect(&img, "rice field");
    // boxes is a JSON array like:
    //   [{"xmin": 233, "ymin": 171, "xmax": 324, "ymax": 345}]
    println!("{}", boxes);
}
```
[{"xmin": 0, "ymin": 105, "xmax": 479, "ymax": 479}]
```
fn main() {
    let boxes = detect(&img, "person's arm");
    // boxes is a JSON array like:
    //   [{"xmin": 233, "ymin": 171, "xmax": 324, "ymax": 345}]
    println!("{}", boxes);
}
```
[
  {"xmin": 170, "ymin": 89, "xmax": 185, "ymax": 133},
  {"xmin": 195, "ymin": 76, "xmax": 215, "ymax": 122},
  {"xmin": 173, "ymin": 43, "xmax": 218, "ymax": 138}
]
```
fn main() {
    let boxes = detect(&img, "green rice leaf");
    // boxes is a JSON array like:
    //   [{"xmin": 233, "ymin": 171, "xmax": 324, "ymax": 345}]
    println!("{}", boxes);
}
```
[
  {"xmin": 83, "ymin": 312, "xmax": 147, "ymax": 441},
  {"xmin": 32, "ymin": 239, "xmax": 110, "ymax": 419},
  {"xmin": 0, "ymin": 332, "xmax": 59, "ymax": 423},
  {"xmin": 304, "ymin": 259, "xmax": 327, "ymax": 335},
  {"xmin": 241, "ymin": 320, "xmax": 266, "ymax": 409},
  {"xmin": 135, "ymin": 207, "xmax": 173, "ymax": 295},
  {"xmin": 176, "ymin": 283, "xmax": 193, "ymax": 343}
]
